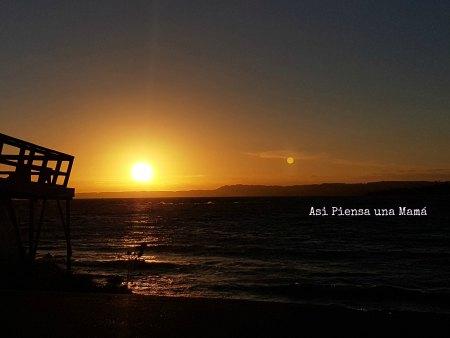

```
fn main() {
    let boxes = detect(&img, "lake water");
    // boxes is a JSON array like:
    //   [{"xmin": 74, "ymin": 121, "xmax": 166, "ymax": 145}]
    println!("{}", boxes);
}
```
[{"xmin": 36, "ymin": 196, "xmax": 450, "ymax": 313}]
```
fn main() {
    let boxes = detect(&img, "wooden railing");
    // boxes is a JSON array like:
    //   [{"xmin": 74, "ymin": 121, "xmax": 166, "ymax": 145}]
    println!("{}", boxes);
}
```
[{"xmin": 0, "ymin": 133, "xmax": 74, "ymax": 187}]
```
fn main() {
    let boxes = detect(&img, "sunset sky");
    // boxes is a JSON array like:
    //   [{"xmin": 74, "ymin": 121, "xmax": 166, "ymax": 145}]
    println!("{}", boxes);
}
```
[{"xmin": 1, "ymin": 1, "xmax": 449, "ymax": 192}]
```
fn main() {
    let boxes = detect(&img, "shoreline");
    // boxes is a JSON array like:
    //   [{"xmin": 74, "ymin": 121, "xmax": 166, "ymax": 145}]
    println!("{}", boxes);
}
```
[{"xmin": 3, "ymin": 290, "xmax": 450, "ymax": 337}]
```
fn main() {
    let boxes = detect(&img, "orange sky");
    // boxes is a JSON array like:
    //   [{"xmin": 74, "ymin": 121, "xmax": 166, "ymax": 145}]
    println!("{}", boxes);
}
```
[
  {"xmin": 1, "ymin": 2, "xmax": 449, "ymax": 192},
  {"xmin": 3, "ymin": 88, "xmax": 449, "ymax": 192}
]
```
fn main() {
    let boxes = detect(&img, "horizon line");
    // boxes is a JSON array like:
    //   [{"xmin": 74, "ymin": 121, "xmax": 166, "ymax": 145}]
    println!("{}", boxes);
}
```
[{"xmin": 74, "ymin": 180, "xmax": 449, "ymax": 197}]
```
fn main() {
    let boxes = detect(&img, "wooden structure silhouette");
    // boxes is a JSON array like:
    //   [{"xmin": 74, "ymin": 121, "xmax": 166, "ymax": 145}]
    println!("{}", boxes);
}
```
[{"xmin": 0, "ymin": 133, "xmax": 74, "ymax": 269}]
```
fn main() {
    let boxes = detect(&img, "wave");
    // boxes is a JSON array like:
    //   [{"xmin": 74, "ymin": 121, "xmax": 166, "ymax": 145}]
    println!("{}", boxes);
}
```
[
  {"xmin": 73, "ymin": 259, "xmax": 191, "ymax": 272},
  {"xmin": 106, "ymin": 242, "xmax": 449, "ymax": 258},
  {"xmin": 209, "ymin": 283, "xmax": 450, "ymax": 306},
  {"xmin": 153, "ymin": 248, "xmax": 450, "ymax": 265}
]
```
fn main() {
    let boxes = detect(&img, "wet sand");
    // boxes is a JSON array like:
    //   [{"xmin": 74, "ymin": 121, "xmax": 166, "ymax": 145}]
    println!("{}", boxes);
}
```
[{"xmin": 2, "ymin": 290, "xmax": 449, "ymax": 337}]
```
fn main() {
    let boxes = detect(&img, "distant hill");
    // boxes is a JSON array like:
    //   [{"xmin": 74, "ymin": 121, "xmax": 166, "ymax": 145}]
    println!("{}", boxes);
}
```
[{"xmin": 76, "ymin": 181, "xmax": 449, "ymax": 199}]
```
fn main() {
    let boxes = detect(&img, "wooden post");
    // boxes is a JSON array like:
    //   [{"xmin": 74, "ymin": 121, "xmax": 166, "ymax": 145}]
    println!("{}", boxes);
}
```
[
  {"xmin": 5, "ymin": 199, "xmax": 25, "ymax": 261},
  {"xmin": 65, "ymin": 199, "xmax": 72, "ymax": 270},
  {"xmin": 63, "ymin": 159, "xmax": 73, "ymax": 187},
  {"xmin": 31, "ymin": 199, "xmax": 47, "ymax": 260},
  {"xmin": 57, "ymin": 199, "xmax": 72, "ymax": 270},
  {"xmin": 52, "ymin": 160, "xmax": 62, "ymax": 185},
  {"xmin": 28, "ymin": 199, "xmax": 35, "ymax": 262},
  {"xmin": 38, "ymin": 159, "xmax": 49, "ymax": 184},
  {"xmin": 18, "ymin": 148, "xmax": 25, "ymax": 166}
]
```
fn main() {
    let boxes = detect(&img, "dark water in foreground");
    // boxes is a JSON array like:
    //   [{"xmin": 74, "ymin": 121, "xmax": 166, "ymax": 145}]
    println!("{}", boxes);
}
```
[{"xmin": 37, "ymin": 196, "xmax": 449, "ymax": 313}]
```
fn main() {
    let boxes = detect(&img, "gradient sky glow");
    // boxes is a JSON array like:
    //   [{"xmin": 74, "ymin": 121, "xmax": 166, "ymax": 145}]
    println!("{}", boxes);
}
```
[{"xmin": 1, "ymin": 1, "xmax": 449, "ymax": 192}]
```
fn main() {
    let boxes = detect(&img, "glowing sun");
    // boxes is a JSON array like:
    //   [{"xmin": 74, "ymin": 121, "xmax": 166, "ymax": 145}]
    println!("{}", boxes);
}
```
[{"xmin": 131, "ymin": 162, "xmax": 154, "ymax": 182}]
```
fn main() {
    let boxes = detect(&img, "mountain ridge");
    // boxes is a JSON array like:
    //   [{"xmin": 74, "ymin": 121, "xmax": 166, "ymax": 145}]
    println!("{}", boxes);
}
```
[{"xmin": 75, "ymin": 181, "xmax": 449, "ymax": 199}]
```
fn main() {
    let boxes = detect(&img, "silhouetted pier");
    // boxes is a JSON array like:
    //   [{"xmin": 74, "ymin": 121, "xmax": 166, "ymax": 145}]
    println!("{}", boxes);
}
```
[{"xmin": 0, "ymin": 133, "xmax": 74, "ymax": 269}]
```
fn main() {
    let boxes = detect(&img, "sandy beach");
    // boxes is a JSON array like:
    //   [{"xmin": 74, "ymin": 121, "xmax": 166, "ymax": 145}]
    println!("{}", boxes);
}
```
[{"xmin": 2, "ymin": 290, "xmax": 449, "ymax": 337}]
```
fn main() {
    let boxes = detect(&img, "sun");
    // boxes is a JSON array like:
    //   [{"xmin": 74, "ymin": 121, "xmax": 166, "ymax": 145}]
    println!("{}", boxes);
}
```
[{"xmin": 131, "ymin": 162, "xmax": 154, "ymax": 182}]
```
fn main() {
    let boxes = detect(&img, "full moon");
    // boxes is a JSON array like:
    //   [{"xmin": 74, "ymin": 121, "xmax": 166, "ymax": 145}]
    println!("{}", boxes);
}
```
[
  {"xmin": 131, "ymin": 162, "xmax": 154, "ymax": 182},
  {"xmin": 286, "ymin": 157, "xmax": 295, "ymax": 165}
]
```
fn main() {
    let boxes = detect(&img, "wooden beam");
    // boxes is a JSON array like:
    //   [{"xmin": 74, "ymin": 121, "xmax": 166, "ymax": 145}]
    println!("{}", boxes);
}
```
[
  {"xmin": 0, "ymin": 170, "xmax": 68, "ymax": 177},
  {"xmin": 0, "ymin": 155, "xmax": 67, "ymax": 161},
  {"xmin": 0, "ymin": 133, "xmax": 74, "ymax": 158}
]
